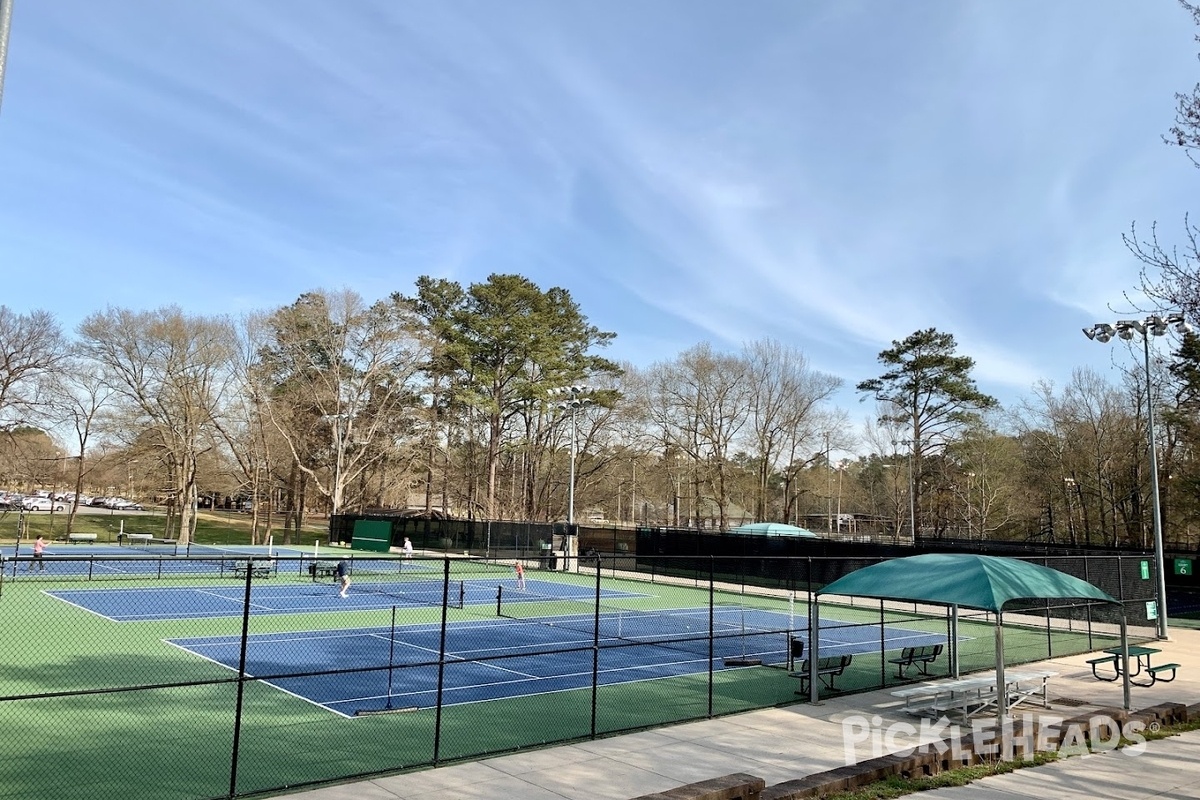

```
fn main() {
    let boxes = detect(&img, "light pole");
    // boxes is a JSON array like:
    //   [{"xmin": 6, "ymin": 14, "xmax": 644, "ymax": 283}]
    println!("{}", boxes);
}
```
[
  {"xmin": 835, "ymin": 460, "xmax": 847, "ymax": 533},
  {"xmin": 549, "ymin": 385, "xmax": 593, "ymax": 529},
  {"xmin": 899, "ymin": 440, "xmax": 916, "ymax": 540},
  {"xmin": 1084, "ymin": 313, "xmax": 1192, "ymax": 640},
  {"xmin": 965, "ymin": 472, "xmax": 975, "ymax": 539},
  {"xmin": 1063, "ymin": 477, "xmax": 1078, "ymax": 546}
]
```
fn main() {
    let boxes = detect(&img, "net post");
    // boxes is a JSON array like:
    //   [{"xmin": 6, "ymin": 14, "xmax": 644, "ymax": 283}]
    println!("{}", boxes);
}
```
[{"xmin": 496, "ymin": 585, "xmax": 503, "ymax": 616}]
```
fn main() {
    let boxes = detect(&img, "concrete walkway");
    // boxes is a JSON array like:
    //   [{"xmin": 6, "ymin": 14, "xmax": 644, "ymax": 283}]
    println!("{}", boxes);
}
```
[{"xmin": 277, "ymin": 628, "xmax": 1200, "ymax": 800}]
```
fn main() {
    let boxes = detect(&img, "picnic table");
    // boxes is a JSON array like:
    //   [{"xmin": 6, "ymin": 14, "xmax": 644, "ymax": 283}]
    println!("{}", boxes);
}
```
[
  {"xmin": 1088, "ymin": 646, "xmax": 1179, "ymax": 686},
  {"xmin": 890, "ymin": 669, "xmax": 1057, "ymax": 720}
]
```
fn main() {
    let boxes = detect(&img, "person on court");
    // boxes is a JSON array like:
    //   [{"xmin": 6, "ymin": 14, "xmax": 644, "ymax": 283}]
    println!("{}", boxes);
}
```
[
  {"xmin": 514, "ymin": 560, "xmax": 525, "ymax": 590},
  {"xmin": 402, "ymin": 537, "xmax": 413, "ymax": 558},
  {"xmin": 29, "ymin": 534, "xmax": 48, "ymax": 572},
  {"xmin": 336, "ymin": 558, "xmax": 351, "ymax": 597}
]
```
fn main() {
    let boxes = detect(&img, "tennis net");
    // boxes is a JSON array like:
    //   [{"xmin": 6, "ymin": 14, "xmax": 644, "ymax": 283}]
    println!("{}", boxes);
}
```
[
  {"xmin": 496, "ymin": 586, "xmax": 793, "ymax": 663},
  {"xmin": 306, "ymin": 555, "xmax": 466, "ymax": 609}
]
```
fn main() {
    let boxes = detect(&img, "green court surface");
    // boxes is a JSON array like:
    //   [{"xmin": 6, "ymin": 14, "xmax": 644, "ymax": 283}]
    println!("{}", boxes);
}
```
[{"xmin": 0, "ymin": 556, "xmax": 1123, "ymax": 800}]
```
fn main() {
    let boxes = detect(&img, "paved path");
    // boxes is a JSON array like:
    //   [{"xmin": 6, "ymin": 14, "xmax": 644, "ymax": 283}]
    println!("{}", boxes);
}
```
[{"xmin": 277, "ymin": 628, "xmax": 1200, "ymax": 800}]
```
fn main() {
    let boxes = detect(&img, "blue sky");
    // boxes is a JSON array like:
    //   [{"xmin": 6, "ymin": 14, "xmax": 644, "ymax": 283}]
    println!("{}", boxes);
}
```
[{"xmin": 1, "ymin": 1, "xmax": 1198, "ymax": 418}]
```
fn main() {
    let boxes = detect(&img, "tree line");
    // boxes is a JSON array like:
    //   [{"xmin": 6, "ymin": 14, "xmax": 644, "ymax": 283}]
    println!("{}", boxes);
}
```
[{"xmin": 3, "ymin": 277, "xmax": 1200, "ymax": 552}]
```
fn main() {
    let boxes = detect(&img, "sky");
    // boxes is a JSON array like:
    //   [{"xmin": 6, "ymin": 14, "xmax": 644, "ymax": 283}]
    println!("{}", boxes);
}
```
[{"xmin": 1, "ymin": 1, "xmax": 1199, "ymax": 427}]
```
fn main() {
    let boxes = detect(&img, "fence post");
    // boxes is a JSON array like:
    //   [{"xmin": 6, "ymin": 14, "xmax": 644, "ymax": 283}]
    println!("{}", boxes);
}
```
[
  {"xmin": 590, "ymin": 560, "xmax": 601, "ymax": 738},
  {"xmin": 433, "ymin": 558, "xmax": 451, "ymax": 764},
  {"xmin": 707, "ymin": 556, "xmax": 714, "ymax": 718},
  {"xmin": 227, "ymin": 559, "xmax": 256, "ymax": 798}
]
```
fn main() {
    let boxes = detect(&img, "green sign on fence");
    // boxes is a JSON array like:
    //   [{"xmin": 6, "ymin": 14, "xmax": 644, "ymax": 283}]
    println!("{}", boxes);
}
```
[
  {"xmin": 351, "ymin": 519, "xmax": 392, "ymax": 553},
  {"xmin": 1176, "ymin": 558, "xmax": 1194, "ymax": 576},
  {"xmin": 1140, "ymin": 560, "xmax": 1150, "ymax": 580}
]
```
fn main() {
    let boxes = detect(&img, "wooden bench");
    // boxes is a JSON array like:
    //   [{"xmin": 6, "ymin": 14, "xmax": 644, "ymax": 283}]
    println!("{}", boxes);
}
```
[
  {"xmin": 117, "ymin": 533, "xmax": 154, "ymax": 546},
  {"xmin": 66, "ymin": 533, "xmax": 98, "ymax": 543},
  {"xmin": 232, "ymin": 562, "xmax": 272, "ymax": 580},
  {"xmin": 790, "ymin": 654, "xmax": 853, "ymax": 695},
  {"xmin": 1087, "ymin": 654, "xmax": 1119, "ymax": 681},
  {"xmin": 888, "ymin": 644, "xmax": 944, "ymax": 678}
]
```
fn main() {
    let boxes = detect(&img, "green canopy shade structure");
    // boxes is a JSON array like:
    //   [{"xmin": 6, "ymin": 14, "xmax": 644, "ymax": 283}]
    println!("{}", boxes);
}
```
[
  {"xmin": 819, "ymin": 553, "xmax": 1116, "ymax": 612},
  {"xmin": 809, "ymin": 554, "xmax": 1130, "ymax": 714},
  {"xmin": 728, "ymin": 522, "xmax": 819, "ymax": 538}
]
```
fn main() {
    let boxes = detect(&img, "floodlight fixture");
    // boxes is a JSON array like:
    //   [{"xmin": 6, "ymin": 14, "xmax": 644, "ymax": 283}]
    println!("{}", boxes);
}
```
[
  {"xmin": 1167, "ymin": 313, "xmax": 1193, "ymax": 334},
  {"xmin": 551, "ymin": 384, "xmax": 593, "ymax": 529},
  {"xmin": 1082, "ymin": 312, "xmax": 1193, "ymax": 639},
  {"xmin": 1115, "ymin": 320, "xmax": 1141, "ymax": 339},
  {"xmin": 1083, "ymin": 323, "xmax": 1115, "ymax": 343}
]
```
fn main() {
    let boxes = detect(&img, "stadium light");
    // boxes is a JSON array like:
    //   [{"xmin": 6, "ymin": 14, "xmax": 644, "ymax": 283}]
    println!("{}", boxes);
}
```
[
  {"xmin": 549, "ymin": 385, "xmax": 594, "ymax": 528},
  {"xmin": 1085, "ymin": 313, "xmax": 1193, "ymax": 639}
]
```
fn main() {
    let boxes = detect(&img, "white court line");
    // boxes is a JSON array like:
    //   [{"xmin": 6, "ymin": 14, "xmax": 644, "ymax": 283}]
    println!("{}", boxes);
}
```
[
  {"xmin": 39, "ymin": 589, "xmax": 124, "ymax": 622},
  {"xmin": 160, "ymin": 638, "xmax": 352, "ymax": 717}
]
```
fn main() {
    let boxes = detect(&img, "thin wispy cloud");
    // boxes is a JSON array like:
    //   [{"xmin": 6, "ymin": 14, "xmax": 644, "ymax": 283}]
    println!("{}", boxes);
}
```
[{"xmin": 0, "ymin": 0, "xmax": 1196, "ymax": 416}]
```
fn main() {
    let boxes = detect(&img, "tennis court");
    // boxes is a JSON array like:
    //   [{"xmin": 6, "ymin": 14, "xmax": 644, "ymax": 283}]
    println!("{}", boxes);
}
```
[
  {"xmin": 1, "ymin": 541, "xmax": 321, "ymax": 579},
  {"xmin": 164, "ymin": 604, "xmax": 950, "ymax": 716},
  {"xmin": 0, "ymin": 549, "xmax": 1133, "ymax": 800},
  {"xmin": 46, "ymin": 575, "xmax": 644, "ymax": 620}
]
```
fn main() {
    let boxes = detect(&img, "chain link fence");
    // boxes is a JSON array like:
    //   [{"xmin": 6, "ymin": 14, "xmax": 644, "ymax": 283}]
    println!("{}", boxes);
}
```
[{"xmin": 0, "ymin": 548, "xmax": 1156, "ymax": 799}]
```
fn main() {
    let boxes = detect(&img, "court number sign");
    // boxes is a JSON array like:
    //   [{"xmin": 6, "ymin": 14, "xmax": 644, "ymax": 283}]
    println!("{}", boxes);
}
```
[
  {"xmin": 1175, "ymin": 558, "xmax": 1194, "ymax": 576},
  {"xmin": 1140, "ymin": 560, "xmax": 1150, "ymax": 580}
]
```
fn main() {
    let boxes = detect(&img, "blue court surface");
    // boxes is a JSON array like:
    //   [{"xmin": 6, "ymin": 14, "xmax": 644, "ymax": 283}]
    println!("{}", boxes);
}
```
[
  {"xmin": 166, "ymin": 608, "xmax": 949, "ymax": 717},
  {"xmin": 46, "ymin": 577, "xmax": 640, "ymax": 621},
  {"xmin": 2, "ymin": 543, "xmax": 319, "ymax": 579}
]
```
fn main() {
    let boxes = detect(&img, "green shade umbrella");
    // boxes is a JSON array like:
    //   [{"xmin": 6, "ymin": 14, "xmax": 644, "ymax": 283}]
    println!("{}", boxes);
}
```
[
  {"xmin": 818, "ymin": 552, "xmax": 1116, "ymax": 611},
  {"xmin": 809, "ymin": 553, "xmax": 1128, "ymax": 715}
]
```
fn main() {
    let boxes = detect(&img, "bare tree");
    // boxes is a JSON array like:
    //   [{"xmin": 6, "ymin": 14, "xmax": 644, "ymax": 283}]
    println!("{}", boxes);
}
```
[
  {"xmin": 744, "ymin": 339, "xmax": 843, "ymax": 522},
  {"xmin": 641, "ymin": 344, "xmax": 752, "ymax": 529},
  {"xmin": 42, "ymin": 358, "xmax": 114, "ymax": 531},
  {"xmin": 0, "ymin": 307, "xmax": 67, "ymax": 432},
  {"xmin": 77, "ymin": 307, "xmax": 238, "ymax": 546},
  {"xmin": 257, "ymin": 290, "xmax": 427, "ymax": 516}
]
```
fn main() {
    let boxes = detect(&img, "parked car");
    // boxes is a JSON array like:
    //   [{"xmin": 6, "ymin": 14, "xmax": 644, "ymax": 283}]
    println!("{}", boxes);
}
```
[
  {"xmin": 108, "ymin": 498, "xmax": 143, "ymax": 511},
  {"xmin": 22, "ymin": 497, "xmax": 65, "ymax": 512}
]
